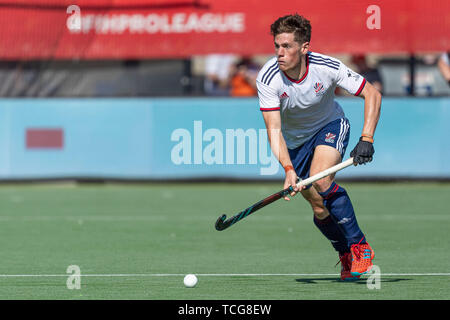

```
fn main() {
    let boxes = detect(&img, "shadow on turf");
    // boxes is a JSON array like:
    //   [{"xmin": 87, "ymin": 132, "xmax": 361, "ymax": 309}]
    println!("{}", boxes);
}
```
[{"xmin": 295, "ymin": 278, "xmax": 412, "ymax": 284}]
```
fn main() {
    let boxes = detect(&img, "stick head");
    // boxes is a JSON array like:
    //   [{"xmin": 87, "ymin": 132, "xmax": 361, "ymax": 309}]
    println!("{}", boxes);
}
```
[{"xmin": 214, "ymin": 214, "xmax": 228, "ymax": 231}]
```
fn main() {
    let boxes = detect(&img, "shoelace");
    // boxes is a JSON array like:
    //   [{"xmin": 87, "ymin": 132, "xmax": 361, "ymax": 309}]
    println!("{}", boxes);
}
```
[
  {"xmin": 352, "ymin": 237, "xmax": 366, "ymax": 261},
  {"xmin": 353, "ymin": 246, "xmax": 361, "ymax": 261}
]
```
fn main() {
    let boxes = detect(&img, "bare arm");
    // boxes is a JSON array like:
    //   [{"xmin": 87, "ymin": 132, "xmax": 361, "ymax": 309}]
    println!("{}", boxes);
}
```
[
  {"xmin": 262, "ymin": 110, "xmax": 301, "ymax": 200},
  {"xmin": 262, "ymin": 110, "xmax": 292, "ymax": 168},
  {"xmin": 357, "ymin": 81, "xmax": 382, "ymax": 141},
  {"xmin": 349, "ymin": 80, "xmax": 382, "ymax": 165}
]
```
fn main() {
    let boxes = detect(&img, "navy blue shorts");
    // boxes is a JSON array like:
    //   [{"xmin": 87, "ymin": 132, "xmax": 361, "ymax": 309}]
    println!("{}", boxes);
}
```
[{"xmin": 288, "ymin": 118, "xmax": 350, "ymax": 185}]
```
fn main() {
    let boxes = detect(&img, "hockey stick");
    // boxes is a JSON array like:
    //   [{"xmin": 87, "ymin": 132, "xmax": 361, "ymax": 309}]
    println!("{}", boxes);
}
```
[{"xmin": 214, "ymin": 157, "xmax": 354, "ymax": 231}]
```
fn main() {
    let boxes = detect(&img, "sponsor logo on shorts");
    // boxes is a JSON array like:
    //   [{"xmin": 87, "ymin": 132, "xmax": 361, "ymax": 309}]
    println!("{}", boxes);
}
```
[{"xmin": 325, "ymin": 132, "xmax": 336, "ymax": 144}]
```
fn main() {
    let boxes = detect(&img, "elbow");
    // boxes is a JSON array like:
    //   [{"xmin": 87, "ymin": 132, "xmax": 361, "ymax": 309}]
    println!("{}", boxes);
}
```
[
  {"xmin": 376, "ymin": 90, "xmax": 382, "ymax": 110},
  {"xmin": 370, "ymin": 84, "xmax": 382, "ymax": 100},
  {"xmin": 372, "ymin": 87, "xmax": 382, "ymax": 111}
]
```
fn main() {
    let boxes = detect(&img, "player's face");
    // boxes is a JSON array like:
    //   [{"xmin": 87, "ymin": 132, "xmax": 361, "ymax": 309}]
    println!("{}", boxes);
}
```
[{"xmin": 274, "ymin": 33, "xmax": 308, "ymax": 72}]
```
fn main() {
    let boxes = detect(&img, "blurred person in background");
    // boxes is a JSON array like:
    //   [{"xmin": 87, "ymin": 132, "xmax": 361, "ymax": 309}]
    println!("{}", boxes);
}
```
[
  {"xmin": 203, "ymin": 54, "xmax": 236, "ymax": 96},
  {"xmin": 350, "ymin": 54, "xmax": 383, "ymax": 94},
  {"xmin": 230, "ymin": 57, "xmax": 260, "ymax": 97},
  {"xmin": 437, "ymin": 52, "xmax": 450, "ymax": 87}
]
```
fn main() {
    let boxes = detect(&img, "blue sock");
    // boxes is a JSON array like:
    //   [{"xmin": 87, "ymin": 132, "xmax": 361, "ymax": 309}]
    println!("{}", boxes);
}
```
[
  {"xmin": 318, "ymin": 182, "xmax": 366, "ymax": 246},
  {"xmin": 313, "ymin": 215, "xmax": 349, "ymax": 254}
]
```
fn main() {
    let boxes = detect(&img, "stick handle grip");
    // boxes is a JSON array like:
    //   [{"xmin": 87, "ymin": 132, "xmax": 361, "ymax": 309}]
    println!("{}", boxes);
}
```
[{"xmin": 296, "ymin": 157, "xmax": 354, "ymax": 188}]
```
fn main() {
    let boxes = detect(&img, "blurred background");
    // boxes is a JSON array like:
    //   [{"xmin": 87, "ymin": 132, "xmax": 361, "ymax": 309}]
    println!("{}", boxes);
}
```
[{"xmin": 0, "ymin": 0, "xmax": 449, "ymax": 181}]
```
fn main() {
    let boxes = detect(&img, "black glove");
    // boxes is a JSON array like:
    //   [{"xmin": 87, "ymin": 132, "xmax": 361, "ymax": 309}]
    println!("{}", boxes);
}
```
[{"xmin": 350, "ymin": 137, "xmax": 374, "ymax": 165}]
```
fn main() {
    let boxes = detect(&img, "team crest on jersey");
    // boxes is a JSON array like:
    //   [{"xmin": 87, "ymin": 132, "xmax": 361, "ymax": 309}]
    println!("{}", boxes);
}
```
[
  {"xmin": 314, "ymin": 82, "xmax": 325, "ymax": 95},
  {"xmin": 325, "ymin": 132, "xmax": 336, "ymax": 143}
]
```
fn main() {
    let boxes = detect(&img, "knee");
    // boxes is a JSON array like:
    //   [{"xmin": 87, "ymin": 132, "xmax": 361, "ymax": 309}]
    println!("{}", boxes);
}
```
[
  {"xmin": 307, "ymin": 199, "xmax": 328, "ymax": 218},
  {"xmin": 312, "ymin": 178, "xmax": 332, "ymax": 193}
]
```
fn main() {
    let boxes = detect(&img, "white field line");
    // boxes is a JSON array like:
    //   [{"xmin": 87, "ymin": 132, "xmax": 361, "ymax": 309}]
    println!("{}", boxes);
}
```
[
  {"xmin": 0, "ymin": 215, "xmax": 448, "ymax": 222},
  {"xmin": 0, "ymin": 273, "xmax": 449, "ymax": 277}
]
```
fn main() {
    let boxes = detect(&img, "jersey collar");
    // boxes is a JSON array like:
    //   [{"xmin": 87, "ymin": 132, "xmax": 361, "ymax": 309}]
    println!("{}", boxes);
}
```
[{"xmin": 282, "ymin": 54, "xmax": 309, "ymax": 84}]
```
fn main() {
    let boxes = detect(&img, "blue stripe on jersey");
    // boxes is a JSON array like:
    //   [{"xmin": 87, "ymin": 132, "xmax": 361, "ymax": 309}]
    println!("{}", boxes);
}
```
[
  {"xmin": 261, "ymin": 61, "xmax": 277, "ymax": 83},
  {"xmin": 308, "ymin": 59, "xmax": 339, "ymax": 70},
  {"xmin": 308, "ymin": 54, "xmax": 340, "ymax": 67},
  {"xmin": 265, "ymin": 70, "xmax": 279, "ymax": 85},
  {"xmin": 261, "ymin": 61, "xmax": 278, "ymax": 84},
  {"xmin": 309, "ymin": 57, "xmax": 339, "ymax": 68},
  {"xmin": 262, "ymin": 67, "xmax": 279, "ymax": 85},
  {"xmin": 308, "ymin": 56, "xmax": 340, "ymax": 67}
]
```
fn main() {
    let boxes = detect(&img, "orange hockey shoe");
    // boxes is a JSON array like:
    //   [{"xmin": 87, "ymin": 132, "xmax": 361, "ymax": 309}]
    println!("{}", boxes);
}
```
[{"xmin": 350, "ymin": 241, "xmax": 375, "ymax": 277}]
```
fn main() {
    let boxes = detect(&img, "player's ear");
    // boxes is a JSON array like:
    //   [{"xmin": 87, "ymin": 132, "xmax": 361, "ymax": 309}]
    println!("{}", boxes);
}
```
[{"xmin": 300, "ymin": 41, "xmax": 310, "ymax": 54}]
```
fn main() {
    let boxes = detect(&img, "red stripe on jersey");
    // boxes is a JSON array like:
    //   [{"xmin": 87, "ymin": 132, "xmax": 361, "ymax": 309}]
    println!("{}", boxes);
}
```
[{"xmin": 355, "ymin": 78, "xmax": 367, "ymax": 96}]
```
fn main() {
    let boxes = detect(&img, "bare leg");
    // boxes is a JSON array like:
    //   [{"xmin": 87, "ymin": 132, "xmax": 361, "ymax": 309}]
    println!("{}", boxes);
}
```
[{"xmin": 300, "ymin": 144, "xmax": 341, "ymax": 215}]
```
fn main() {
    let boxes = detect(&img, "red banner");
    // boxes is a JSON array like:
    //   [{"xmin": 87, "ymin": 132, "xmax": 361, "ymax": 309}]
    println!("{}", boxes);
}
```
[{"xmin": 0, "ymin": 0, "xmax": 448, "ymax": 59}]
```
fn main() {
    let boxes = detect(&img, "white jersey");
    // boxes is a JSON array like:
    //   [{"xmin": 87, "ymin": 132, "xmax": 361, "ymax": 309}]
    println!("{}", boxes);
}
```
[{"xmin": 256, "ymin": 51, "xmax": 366, "ymax": 149}]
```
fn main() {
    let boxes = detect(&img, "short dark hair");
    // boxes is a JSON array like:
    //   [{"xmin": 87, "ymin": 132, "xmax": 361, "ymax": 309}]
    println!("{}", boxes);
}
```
[{"xmin": 270, "ymin": 14, "xmax": 311, "ymax": 45}]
